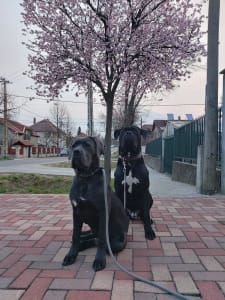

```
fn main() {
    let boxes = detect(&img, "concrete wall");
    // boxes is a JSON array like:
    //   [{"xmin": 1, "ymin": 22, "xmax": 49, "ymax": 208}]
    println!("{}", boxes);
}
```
[
  {"xmin": 172, "ymin": 161, "xmax": 196, "ymax": 185},
  {"xmin": 171, "ymin": 160, "xmax": 221, "ymax": 192}
]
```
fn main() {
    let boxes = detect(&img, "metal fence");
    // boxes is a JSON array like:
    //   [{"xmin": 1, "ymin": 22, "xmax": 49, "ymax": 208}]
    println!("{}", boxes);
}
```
[
  {"xmin": 145, "ymin": 107, "xmax": 222, "ymax": 173},
  {"xmin": 145, "ymin": 137, "xmax": 162, "ymax": 158},
  {"xmin": 174, "ymin": 114, "xmax": 205, "ymax": 163}
]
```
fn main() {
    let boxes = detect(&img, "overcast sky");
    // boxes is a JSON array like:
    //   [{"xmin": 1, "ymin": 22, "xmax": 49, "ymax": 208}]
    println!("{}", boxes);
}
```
[{"xmin": 0, "ymin": 1, "xmax": 225, "ymax": 134}]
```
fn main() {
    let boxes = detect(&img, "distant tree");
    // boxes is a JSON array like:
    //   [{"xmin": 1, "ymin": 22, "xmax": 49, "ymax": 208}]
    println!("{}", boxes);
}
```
[
  {"xmin": 0, "ymin": 93, "xmax": 20, "ymax": 120},
  {"xmin": 21, "ymin": 0, "xmax": 206, "ymax": 180},
  {"xmin": 49, "ymin": 101, "xmax": 74, "ymax": 149}
]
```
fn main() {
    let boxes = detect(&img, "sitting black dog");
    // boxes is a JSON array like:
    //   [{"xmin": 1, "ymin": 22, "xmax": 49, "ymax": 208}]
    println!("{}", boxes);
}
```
[
  {"xmin": 62, "ymin": 136, "xmax": 129, "ymax": 272},
  {"xmin": 114, "ymin": 126, "xmax": 156, "ymax": 240}
]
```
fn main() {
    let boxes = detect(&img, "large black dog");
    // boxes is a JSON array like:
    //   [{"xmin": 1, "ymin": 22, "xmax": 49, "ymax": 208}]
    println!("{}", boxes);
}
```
[
  {"xmin": 62, "ymin": 136, "xmax": 129, "ymax": 272},
  {"xmin": 114, "ymin": 126, "xmax": 156, "ymax": 240}
]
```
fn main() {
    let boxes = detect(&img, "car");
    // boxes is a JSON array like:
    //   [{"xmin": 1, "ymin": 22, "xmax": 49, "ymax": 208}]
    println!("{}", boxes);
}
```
[{"xmin": 60, "ymin": 148, "xmax": 69, "ymax": 157}]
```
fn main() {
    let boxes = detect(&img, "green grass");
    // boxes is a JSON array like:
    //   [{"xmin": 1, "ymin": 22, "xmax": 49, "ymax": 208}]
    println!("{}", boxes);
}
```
[
  {"xmin": 0, "ymin": 173, "xmax": 115, "ymax": 194},
  {"xmin": 0, "ymin": 173, "xmax": 73, "ymax": 194}
]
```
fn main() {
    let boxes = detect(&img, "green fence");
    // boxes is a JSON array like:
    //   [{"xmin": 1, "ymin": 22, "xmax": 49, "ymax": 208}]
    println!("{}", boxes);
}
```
[
  {"xmin": 174, "ymin": 115, "xmax": 205, "ymax": 163},
  {"xmin": 145, "ymin": 137, "xmax": 162, "ymax": 158},
  {"xmin": 145, "ymin": 107, "xmax": 222, "ymax": 174}
]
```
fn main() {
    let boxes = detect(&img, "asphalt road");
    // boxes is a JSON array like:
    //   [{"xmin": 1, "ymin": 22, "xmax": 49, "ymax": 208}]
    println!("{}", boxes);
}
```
[
  {"xmin": 0, "ymin": 156, "xmax": 205, "ymax": 197},
  {"xmin": 0, "ymin": 157, "xmax": 74, "ymax": 176}
]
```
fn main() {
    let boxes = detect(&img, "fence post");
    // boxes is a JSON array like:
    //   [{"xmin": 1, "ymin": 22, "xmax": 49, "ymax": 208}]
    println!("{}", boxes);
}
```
[{"xmin": 196, "ymin": 145, "xmax": 204, "ymax": 193}]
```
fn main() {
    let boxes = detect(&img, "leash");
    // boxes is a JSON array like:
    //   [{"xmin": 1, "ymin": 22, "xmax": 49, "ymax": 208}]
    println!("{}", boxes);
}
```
[
  {"xmin": 122, "ymin": 157, "xmax": 127, "ymax": 209},
  {"xmin": 102, "ymin": 168, "xmax": 190, "ymax": 300}
]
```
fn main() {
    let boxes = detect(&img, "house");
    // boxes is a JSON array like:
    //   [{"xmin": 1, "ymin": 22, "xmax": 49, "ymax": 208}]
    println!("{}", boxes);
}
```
[
  {"xmin": 162, "ymin": 120, "xmax": 192, "ymax": 138},
  {"xmin": 29, "ymin": 118, "xmax": 66, "ymax": 156},
  {"xmin": 0, "ymin": 118, "xmax": 38, "ymax": 158}
]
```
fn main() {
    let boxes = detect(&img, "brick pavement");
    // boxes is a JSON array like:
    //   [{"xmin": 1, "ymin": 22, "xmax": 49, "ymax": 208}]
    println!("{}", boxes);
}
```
[{"xmin": 0, "ymin": 194, "xmax": 225, "ymax": 300}]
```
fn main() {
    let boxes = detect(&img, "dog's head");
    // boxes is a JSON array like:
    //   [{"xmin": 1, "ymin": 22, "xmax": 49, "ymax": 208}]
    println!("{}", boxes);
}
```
[
  {"xmin": 71, "ymin": 136, "xmax": 104, "ymax": 173},
  {"xmin": 114, "ymin": 126, "xmax": 147, "ymax": 157}
]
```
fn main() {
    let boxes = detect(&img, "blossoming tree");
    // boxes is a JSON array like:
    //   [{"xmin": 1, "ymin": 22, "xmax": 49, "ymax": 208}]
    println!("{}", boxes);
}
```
[{"xmin": 21, "ymin": 0, "xmax": 206, "ymax": 180}]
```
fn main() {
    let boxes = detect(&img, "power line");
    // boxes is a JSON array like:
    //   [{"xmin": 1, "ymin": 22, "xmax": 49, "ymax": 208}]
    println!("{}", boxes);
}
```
[{"xmin": 0, "ymin": 92, "xmax": 207, "ymax": 107}]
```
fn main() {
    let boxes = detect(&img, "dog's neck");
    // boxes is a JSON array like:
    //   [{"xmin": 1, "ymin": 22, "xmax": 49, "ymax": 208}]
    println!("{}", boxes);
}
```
[
  {"xmin": 119, "ymin": 152, "xmax": 142, "ymax": 162},
  {"xmin": 75, "ymin": 166, "xmax": 102, "ymax": 178}
]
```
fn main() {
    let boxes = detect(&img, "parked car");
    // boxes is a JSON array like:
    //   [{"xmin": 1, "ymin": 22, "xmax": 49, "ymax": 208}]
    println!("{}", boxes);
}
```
[{"xmin": 60, "ymin": 148, "xmax": 69, "ymax": 157}]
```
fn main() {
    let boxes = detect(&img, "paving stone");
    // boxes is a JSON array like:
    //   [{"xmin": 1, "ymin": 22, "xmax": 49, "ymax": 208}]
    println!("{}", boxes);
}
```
[
  {"xmin": 42, "ymin": 290, "xmax": 67, "ymax": 300},
  {"xmin": 162, "ymin": 243, "xmax": 179, "ymax": 256},
  {"xmin": 196, "ymin": 281, "xmax": 225, "ymax": 300},
  {"xmin": 152, "ymin": 264, "xmax": 171, "ymax": 281},
  {"xmin": 91, "ymin": 270, "xmax": 114, "ymax": 290},
  {"xmin": 20, "ymin": 277, "xmax": 52, "ymax": 300},
  {"xmin": 199, "ymin": 255, "xmax": 224, "ymax": 271},
  {"xmin": 0, "ymin": 289, "xmax": 25, "ymax": 300},
  {"xmin": 50, "ymin": 278, "xmax": 92, "ymax": 290},
  {"xmin": 66, "ymin": 291, "xmax": 111, "ymax": 300},
  {"xmin": 172, "ymin": 272, "xmax": 199, "ymax": 295},
  {"xmin": 10, "ymin": 269, "xmax": 41, "ymax": 289},
  {"xmin": 111, "ymin": 280, "xmax": 133, "ymax": 300},
  {"xmin": 179, "ymin": 249, "xmax": 200, "ymax": 263}
]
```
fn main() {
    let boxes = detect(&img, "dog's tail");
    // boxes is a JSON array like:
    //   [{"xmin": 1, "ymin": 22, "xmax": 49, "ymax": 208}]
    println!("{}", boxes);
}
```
[{"xmin": 79, "ymin": 230, "xmax": 97, "ymax": 251}]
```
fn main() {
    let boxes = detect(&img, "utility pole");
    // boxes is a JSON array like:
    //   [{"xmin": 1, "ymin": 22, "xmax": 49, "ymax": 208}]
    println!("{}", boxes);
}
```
[
  {"xmin": 0, "ymin": 77, "xmax": 10, "ymax": 159},
  {"xmin": 220, "ymin": 68, "xmax": 225, "ymax": 194},
  {"xmin": 202, "ymin": 0, "xmax": 220, "ymax": 194},
  {"xmin": 87, "ymin": 80, "xmax": 93, "ymax": 136}
]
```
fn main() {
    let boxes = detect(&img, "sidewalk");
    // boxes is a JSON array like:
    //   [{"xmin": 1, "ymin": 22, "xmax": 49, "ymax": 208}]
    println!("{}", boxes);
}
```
[{"xmin": 0, "ymin": 192, "xmax": 225, "ymax": 300}]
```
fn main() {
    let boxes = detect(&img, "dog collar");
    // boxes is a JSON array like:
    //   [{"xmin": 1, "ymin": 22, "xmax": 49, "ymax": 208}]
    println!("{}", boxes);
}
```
[{"xmin": 119, "ymin": 153, "xmax": 142, "ymax": 162}]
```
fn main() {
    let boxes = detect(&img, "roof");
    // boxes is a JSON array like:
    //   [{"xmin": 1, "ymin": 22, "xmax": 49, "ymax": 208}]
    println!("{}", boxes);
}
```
[
  {"xmin": 0, "ymin": 118, "xmax": 31, "ymax": 134},
  {"xmin": 11, "ymin": 140, "xmax": 33, "ymax": 147},
  {"xmin": 152, "ymin": 120, "xmax": 167, "ymax": 131},
  {"xmin": 142, "ymin": 124, "xmax": 153, "ymax": 132},
  {"xmin": 30, "ymin": 119, "xmax": 58, "ymax": 133}
]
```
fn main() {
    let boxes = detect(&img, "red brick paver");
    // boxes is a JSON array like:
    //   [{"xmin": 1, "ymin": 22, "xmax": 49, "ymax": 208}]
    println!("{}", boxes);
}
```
[{"xmin": 0, "ymin": 194, "xmax": 225, "ymax": 300}]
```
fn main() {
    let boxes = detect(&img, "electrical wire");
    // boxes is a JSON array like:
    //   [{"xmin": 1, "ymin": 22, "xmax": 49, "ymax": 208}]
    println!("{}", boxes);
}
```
[{"xmin": 102, "ymin": 168, "xmax": 190, "ymax": 300}]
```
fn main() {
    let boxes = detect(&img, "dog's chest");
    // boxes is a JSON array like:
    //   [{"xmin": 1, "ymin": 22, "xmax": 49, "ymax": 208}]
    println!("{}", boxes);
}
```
[{"xmin": 122, "ymin": 167, "xmax": 140, "ymax": 194}]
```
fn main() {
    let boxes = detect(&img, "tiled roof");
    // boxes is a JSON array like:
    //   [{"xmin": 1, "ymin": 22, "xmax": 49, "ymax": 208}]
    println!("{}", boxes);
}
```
[
  {"xmin": 0, "ymin": 118, "xmax": 31, "ymax": 134},
  {"xmin": 30, "ymin": 119, "xmax": 58, "ymax": 133},
  {"xmin": 11, "ymin": 139, "xmax": 33, "ymax": 146}
]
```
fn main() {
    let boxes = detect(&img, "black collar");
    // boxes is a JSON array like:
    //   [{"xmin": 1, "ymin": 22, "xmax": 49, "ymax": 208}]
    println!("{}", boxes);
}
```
[{"xmin": 119, "ymin": 153, "xmax": 142, "ymax": 162}]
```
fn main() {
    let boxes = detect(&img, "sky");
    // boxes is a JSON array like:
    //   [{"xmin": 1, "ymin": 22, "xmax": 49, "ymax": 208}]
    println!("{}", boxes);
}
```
[{"xmin": 0, "ymin": 0, "xmax": 225, "ymax": 135}]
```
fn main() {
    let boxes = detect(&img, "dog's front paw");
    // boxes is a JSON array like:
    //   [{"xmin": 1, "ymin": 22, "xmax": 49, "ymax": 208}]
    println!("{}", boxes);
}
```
[
  {"xmin": 92, "ymin": 258, "xmax": 106, "ymax": 272},
  {"xmin": 145, "ymin": 229, "xmax": 156, "ymax": 240},
  {"xmin": 62, "ymin": 253, "xmax": 77, "ymax": 266}
]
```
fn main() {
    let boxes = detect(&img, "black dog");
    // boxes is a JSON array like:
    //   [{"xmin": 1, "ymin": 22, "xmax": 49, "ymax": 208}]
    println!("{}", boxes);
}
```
[
  {"xmin": 114, "ymin": 126, "xmax": 156, "ymax": 240},
  {"xmin": 62, "ymin": 136, "xmax": 129, "ymax": 271}
]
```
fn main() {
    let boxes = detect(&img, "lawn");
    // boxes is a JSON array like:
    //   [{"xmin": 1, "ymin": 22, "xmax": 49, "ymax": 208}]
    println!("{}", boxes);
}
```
[
  {"xmin": 0, "ymin": 173, "xmax": 73, "ymax": 194},
  {"xmin": 0, "ymin": 173, "xmax": 115, "ymax": 194}
]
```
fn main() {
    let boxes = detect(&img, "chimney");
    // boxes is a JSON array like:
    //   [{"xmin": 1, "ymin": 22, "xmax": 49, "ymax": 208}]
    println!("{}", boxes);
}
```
[{"xmin": 33, "ymin": 117, "xmax": 36, "ymax": 124}]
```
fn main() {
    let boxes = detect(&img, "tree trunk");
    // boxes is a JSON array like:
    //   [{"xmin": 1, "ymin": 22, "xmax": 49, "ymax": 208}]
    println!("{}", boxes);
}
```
[{"xmin": 104, "ymin": 98, "xmax": 113, "ymax": 184}]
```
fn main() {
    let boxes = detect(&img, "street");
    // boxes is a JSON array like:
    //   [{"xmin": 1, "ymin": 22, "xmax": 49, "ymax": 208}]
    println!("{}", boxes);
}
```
[{"xmin": 0, "ymin": 157, "xmax": 74, "ymax": 176}]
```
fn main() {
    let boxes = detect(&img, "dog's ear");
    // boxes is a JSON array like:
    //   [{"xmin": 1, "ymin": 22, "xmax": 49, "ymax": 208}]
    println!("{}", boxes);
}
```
[
  {"xmin": 91, "ymin": 136, "xmax": 104, "ymax": 156},
  {"xmin": 114, "ymin": 128, "xmax": 121, "ymax": 140},
  {"xmin": 140, "ymin": 128, "xmax": 147, "ymax": 139}
]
